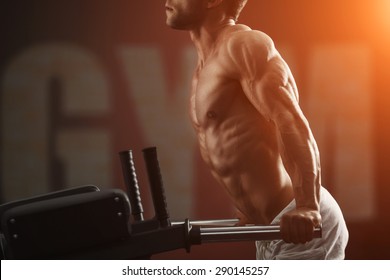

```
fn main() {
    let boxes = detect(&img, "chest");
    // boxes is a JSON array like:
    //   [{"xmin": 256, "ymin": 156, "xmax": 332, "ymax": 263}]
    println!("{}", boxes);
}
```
[{"xmin": 190, "ymin": 60, "xmax": 242, "ymax": 127}]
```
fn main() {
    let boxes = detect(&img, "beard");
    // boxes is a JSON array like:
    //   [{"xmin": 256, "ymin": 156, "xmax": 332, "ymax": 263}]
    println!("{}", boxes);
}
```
[{"xmin": 165, "ymin": 3, "xmax": 206, "ymax": 30}]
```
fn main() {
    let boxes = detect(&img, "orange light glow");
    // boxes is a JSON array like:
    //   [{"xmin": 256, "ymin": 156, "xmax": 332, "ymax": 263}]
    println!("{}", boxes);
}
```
[{"xmin": 376, "ymin": 0, "xmax": 390, "ymax": 34}]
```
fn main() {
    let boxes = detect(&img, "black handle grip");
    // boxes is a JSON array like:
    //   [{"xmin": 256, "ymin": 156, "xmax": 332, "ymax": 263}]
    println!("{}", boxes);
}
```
[
  {"xmin": 119, "ymin": 150, "xmax": 144, "ymax": 221},
  {"xmin": 142, "ymin": 147, "xmax": 171, "ymax": 228}
]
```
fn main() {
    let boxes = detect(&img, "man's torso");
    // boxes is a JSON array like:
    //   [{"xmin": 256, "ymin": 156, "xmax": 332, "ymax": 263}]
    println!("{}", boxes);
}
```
[{"xmin": 190, "ymin": 26, "xmax": 294, "ymax": 224}]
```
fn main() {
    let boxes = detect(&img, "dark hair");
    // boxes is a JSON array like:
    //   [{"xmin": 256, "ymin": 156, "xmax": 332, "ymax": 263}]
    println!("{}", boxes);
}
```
[{"xmin": 226, "ymin": 0, "xmax": 248, "ymax": 21}]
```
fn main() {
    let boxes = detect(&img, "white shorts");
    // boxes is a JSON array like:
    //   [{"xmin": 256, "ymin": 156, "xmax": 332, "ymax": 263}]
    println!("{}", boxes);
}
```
[{"xmin": 256, "ymin": 187, "xmax": 349, "ymax": 260}]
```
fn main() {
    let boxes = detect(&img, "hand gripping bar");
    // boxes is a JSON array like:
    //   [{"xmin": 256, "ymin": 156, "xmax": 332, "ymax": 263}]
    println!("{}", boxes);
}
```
[{"xmin": 177, "ymin": 219, "xmax": 322, "ymax": 246}]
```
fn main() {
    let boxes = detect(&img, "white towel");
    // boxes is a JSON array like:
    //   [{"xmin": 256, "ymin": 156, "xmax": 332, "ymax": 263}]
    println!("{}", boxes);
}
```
[{"xmin": 256, "ymin": 186, "xmax": 349, "ymax": 260}]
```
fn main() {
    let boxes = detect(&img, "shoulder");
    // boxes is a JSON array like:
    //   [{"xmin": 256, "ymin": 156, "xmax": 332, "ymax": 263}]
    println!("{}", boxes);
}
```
[
  {"xmin": 220, "ymin": 25, "xmax": 277, "ymax": 77},
  {"xmin": 222, "ymin": 26, "xmax": 277, "ymax": 61}
]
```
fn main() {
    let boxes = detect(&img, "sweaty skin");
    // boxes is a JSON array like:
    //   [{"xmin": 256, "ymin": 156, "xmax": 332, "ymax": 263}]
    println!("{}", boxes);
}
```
[{"xmin": 166, "ymin": 0, "xmax": 322, "ymax": 244}]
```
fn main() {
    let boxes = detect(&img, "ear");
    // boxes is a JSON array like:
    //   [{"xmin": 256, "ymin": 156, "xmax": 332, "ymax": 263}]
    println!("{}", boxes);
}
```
[{"xmin": 207, "ymin": 0, "xmax": 224, "ymax": 8}]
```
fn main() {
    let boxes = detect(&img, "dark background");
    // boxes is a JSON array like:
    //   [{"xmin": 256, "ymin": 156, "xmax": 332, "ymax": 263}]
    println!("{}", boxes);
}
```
[{"xmin": 1, "ymin": 0, "xmax": 390, "ymax": 259}]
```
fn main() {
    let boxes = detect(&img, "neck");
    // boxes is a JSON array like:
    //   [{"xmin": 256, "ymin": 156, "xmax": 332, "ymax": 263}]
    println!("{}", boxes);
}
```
[{"xmin": 189, "ymin": 17, "xmax": 236, "ymax": 66}]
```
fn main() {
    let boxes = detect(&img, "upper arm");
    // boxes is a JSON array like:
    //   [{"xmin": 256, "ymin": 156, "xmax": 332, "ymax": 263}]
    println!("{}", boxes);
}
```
[
  {"xmin": 224, "ymin": 30, "xmax": 321, "ymax": 200},
  {"xmin": 224, "ymin": 31, "xmax": 304, "ymax": 133}
]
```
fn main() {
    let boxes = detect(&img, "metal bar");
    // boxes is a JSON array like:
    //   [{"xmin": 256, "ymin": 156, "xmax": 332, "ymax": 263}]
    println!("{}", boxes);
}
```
[
  {"xmin": 201, "ymin": 225, "xmax": 283, "ymax": 233},
  {"xmin": 199, "ymin": 225, "xmax": 322, "ymax": 243},
  {"xmin": 172, "ymin": 219, "xmax": 239, "ymax": 227}
]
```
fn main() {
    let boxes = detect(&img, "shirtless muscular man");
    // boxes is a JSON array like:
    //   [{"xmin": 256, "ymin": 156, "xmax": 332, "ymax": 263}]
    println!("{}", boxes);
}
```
[{"xmin": 164, "ymin": 0, "xmax": 348, "ymax": 259}]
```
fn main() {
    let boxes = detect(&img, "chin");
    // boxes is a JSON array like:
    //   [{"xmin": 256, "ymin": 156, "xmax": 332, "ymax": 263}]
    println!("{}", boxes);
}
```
[
  {"xmin": 166, "ymin": 21, "xmax": 190, "ymax": 30},
  {"xmin": 166, "ymin": 15, "xmax": 197, "ymax": 31}
]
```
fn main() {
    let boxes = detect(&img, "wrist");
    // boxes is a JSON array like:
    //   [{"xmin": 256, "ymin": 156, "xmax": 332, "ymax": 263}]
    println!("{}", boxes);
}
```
[{"xmin": 295, "ymin": 201, "xmax": 319, "ymax": 211}]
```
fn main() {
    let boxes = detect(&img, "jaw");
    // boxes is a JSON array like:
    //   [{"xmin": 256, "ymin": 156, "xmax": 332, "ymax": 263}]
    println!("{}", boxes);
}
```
[{"xmin": 165, "ymin": 3, "xmax": 206, "ymax": 31}]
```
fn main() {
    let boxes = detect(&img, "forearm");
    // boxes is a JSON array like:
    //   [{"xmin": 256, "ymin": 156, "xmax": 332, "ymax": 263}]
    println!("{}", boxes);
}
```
[{"xmin": 282, "ymin": 127, "xmax": 321, "ymax": 210}]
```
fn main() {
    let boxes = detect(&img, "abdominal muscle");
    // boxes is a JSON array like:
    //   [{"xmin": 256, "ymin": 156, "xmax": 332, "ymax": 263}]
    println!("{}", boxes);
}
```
[{"xmin": 197, "ymin": 110, "xmax": 294, "ymax": 225}]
